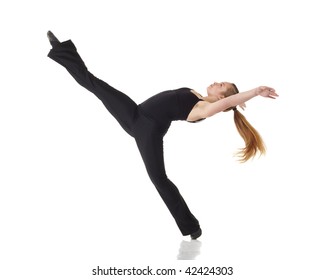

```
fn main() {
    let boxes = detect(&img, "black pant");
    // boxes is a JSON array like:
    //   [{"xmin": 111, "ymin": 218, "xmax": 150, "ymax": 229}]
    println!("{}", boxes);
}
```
[{"xmin": 48, "ymin": 40, "xmax": 200, "ymax": 236}]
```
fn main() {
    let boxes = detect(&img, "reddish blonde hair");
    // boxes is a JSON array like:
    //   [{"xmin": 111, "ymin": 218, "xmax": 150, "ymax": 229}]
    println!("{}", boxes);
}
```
[{"xmin": 225, "ymin": 84, "xmax": 266, "ymax": 162}]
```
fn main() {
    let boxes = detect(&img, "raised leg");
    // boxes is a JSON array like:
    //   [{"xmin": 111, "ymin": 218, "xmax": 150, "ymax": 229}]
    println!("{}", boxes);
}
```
[{"xmin": 47, "ymin": 34, "xmax": 137, "ymax": 136}]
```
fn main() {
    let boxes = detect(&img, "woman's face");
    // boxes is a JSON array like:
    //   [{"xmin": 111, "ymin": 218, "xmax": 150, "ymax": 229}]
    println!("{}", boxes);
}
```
[{"xmin": 207, "ymin": 82, "xmax": 232, "ymax": 98}]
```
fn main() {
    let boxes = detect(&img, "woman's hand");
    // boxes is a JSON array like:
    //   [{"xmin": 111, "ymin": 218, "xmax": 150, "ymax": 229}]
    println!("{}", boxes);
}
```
[
  {"xmin": 239, "ymin": 102, "xmax": 247, "ymax": 110},
  {"xmin": 238, "ymin": 86, "xmax": 278, "ymax": 111},
  {"xmin": 255, "ymin": 86, "xmax": 279, "ymax": 99}
]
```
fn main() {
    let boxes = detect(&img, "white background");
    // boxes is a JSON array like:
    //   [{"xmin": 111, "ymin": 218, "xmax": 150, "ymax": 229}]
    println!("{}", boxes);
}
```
[{"xmin": 1, "ymin": 0, "xmax": 323, "ymax": 279}]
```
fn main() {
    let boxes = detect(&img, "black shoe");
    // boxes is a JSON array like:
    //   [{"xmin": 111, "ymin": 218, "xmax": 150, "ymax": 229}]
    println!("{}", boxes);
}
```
[
  {"xmin": 47, "ymin": 31, "xmax": 60, "ymax": 47},
  {"xmin": 190, "ymin": 228, "xmax": 202, "ymax": 240}
]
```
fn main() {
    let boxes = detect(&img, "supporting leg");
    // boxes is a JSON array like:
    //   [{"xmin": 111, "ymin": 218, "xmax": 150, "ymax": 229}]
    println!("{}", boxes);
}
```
[{"xmin": 134, "ymin": 116, "xmax": 201, "ymax": 236}]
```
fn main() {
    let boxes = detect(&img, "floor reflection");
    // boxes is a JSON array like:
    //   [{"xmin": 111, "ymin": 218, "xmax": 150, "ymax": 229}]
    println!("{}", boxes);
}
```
[{"xmin": 177, "ymin": 240, "xmax": 202, "ymax": 260}]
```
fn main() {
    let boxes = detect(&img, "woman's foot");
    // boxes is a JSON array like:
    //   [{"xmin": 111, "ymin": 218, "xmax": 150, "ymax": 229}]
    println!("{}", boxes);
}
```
[
  {"xmin": 47, "ymin": 31, "xmax": 60, "ymax": 47},
  {"xmin": 190, "ymin": 228, "xmax": 202, "ymax": 240}
]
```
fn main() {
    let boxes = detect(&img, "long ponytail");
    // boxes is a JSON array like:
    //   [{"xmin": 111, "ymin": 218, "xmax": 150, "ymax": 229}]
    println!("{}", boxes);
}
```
[{"xmin": 233, "ymin": 108, "xmax": 266, "ymax": 162}]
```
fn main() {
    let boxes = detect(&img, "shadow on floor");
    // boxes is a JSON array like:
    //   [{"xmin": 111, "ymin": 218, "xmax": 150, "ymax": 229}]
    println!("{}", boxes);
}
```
[{"xmin": 177, "ymin": 240, "xmax": 202, "ymax": 260}]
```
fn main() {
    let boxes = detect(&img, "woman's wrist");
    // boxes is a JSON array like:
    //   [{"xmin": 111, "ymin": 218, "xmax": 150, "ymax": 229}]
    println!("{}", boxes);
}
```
[{"xmin": 253, "ymin": 87, "xmax": 260, "ymax": 96}]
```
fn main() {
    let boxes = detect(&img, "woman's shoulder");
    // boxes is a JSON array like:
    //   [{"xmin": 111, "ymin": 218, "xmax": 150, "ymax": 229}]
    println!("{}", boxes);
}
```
[{"xmin": 190, "ymin": 89, "xmax": 204, "ymax": 99}]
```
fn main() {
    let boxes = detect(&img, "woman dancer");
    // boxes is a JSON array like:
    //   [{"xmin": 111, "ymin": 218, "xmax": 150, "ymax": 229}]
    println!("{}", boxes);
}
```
[{"xmin": 47, "ymin": 31, "xmax": 278, "ymax": 239}]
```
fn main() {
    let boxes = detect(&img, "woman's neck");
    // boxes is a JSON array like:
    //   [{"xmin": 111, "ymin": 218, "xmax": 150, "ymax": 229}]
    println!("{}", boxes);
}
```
[{"xmin": 202, "ymin": 95, "xmax": 221, "ymax": 103}]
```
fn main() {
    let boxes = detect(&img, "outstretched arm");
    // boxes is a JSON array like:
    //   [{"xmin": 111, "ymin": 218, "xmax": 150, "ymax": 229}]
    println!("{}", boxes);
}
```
[{"xmin": 201, "ymin": 86, "xmax": 278, "ymax": 118}]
